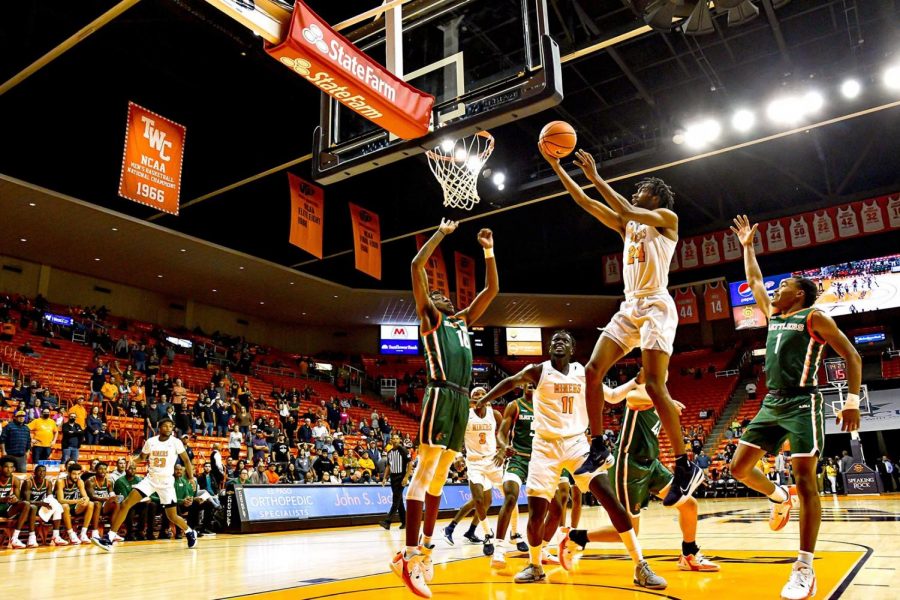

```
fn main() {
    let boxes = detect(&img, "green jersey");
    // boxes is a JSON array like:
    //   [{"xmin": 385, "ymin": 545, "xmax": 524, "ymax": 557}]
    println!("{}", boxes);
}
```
[
  {"xmin": 765, "ymin": 307, "xmax": 825, "ymax": 391},
  {"xmin": 173, "ymin": 476, "xmax": 196, "ymax": 502},
  {"xmin": 510, "ymin": 397, "xmax": 535, "ymax": 456},
  {"xmin": 114, "ymin": 475, "xmax": 142, "ymax": 497},
  {"xmin": 421, "ymin": 313, "xmax": 472, "ymax": 387},
  {"xmin": 618, "ymin": 406, "xmax": 662, "ymax": 461}
]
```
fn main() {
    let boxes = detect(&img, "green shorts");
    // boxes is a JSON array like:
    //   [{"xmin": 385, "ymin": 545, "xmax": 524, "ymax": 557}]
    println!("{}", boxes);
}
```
[
  {"xmin": 0, "ymin": 504, "xmax": 10, "ymax": 518},
  {"xmin": 740, "ymin": 392, "xmax": 825, "ymax": 457},
  {"xmin": 419, "ymin": 385, "xmax": 469, "ymax": 452},
  {"xmin": 560, "ymin": 469, "xmax": 574, "ymax": 484},
  {"xmin": 613, "ymin": 454, "xmax": 673, "ymax": 517},
  {"xmin": 505, "ymin": 454, "xmax": 530, "ymax": 485}
]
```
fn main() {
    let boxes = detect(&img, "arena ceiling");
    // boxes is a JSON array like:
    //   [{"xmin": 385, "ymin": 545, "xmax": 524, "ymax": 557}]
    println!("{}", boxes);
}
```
[{"xmin": 1, "ymin": 1, "xmax": 899, "ymax": 326}]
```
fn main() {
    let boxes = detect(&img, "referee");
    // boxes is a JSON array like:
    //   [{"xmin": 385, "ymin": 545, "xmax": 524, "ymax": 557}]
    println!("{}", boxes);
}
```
[{"xmin": 379, "ymin": 436, "xmax": 412, "ymax": 530}]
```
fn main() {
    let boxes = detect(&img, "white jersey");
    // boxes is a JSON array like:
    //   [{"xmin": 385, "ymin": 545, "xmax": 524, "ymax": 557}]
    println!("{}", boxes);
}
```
[
  {"xmin": 142, "ymin": 435, "xmax": 185, "ymax": 484},
  {"xmin": 533, "ymin": 361, "xmax": 587, "ymax": 439},
  {"xmin": 604, "ymin": 255, "xmax": 622, "ymax": 284},
  {"xmin": 812, "ymin": 211, "xmax": 835, "ymax": 243},
  {"xmin": 766, "ymin": 221, "xmax": 787, "ymax": 252},
  {"xmin": 623, "ymin": 221, "xmax": 677, "ymax": 297},
  {"xmin": 789, "ymin": 217, "xmax": 811, "ymax": 247},
  {"xmin": 722, "ymin": 230, "xmax": 742, "ymax": 261},
  {"xmin": 888, "ymin": 196, "xmax": 900, "ymax": 229},
  {"xmin": 836, "ymin": 206, "xmax": 860, "ymax": 238},
  {"xmin": 679, "ymin": 238, "xmax": 698, "ymax": 269},
  {"xmin": 860, "ymin": 200, "xmax": 885, "ymax": 233},
  {"xmin": 465, "ymin": 407, "xmax": 497, "ymax": 466},
  {"xmin": 701, "ymin": 236, "xmax": 720, "ymax": 265}
]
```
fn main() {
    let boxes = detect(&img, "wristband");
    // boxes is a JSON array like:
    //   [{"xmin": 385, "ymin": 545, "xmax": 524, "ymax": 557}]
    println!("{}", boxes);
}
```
[
  {"xmin": 483, "ymin": 247, "xmax": 494, "ymax": 259},
  {"xmin": 843, "ymin": 393, "xmax": 860, "ymax": 411}
]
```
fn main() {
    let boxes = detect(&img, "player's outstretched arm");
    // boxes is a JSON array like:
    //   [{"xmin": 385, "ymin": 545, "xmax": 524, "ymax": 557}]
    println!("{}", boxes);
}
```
[
  {"xmin": 604, "ymin": 377, "xmax": 639, "ymax": 405},
  {"xmin": 494, "ymin": 401, "xmax": 518, "ymax": 465},
  {"xmin": 573, "ymin": 150, "xmax": 677, "ymax": 231},
  {"xmin": 476, "ymin": 364, "xmax": 542, "ymax": 409},
  {"xmin": 457, "ymin": 228, "xmax": 498, "ymax": 325},
  {"xmin": 539, "ymin": 143, "xmax": 624, "ymax": 237},
  {"xmin": 412, "ymin": 218, "xmax": 457, "ymax": 329},
  {"xmin": 810, "ymin": 311, "xmax": 862, "ymax": 432},
  {"xmin": 731, "ymin": 215, "xmax": 772, "ymax": 319}
]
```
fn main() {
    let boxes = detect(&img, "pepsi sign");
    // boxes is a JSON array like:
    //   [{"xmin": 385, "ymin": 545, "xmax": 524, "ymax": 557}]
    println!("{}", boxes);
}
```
[{"xmin": 729, "ymin": 273, "xmax": 790, "ymax": 307}]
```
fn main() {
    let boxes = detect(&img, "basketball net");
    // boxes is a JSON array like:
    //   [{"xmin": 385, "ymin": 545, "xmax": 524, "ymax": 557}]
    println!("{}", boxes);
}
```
[{"xmin": 426, "ymin": 131, "xmax": 494, "ymax": 211}]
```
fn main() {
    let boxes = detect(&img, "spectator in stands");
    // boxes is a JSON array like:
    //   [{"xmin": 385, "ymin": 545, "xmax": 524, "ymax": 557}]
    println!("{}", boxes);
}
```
[
  {"xmin": 113, "ymin": 462, "xmax": 147, "ymax": 540},
  {"xmin": 146, "ymin": 349, "xmax": 160, "ymax": 376},
  {"xmin": 249, "ymin": 462, "xmax": 268, "ymax": 484},
  {"xmin": 60, "ymin": 411, "xmax": 83, "ymax": 464},
  {"xmin": 271, "ymin": 434, "xmax": 291, "ymax": 467},
  {"xmin": 24, "ymin": 397, "xmax": 41, "ymax": 423},
  {"xmin": 357, "ymin": 452, "xmax": 375, "ymax": 477},
  {"xmin": 281, "ymin": 462, "xmax": 300, "ymax": 483},
  {"xmin": 28, "ymin": 408, "xmax": 58, "ymax": 463},
  {"xmin": 71, "ymin": 396, "xmax": 87, "ymax": 429},
  {"xmin": 840, "ymin": 450, "xmax": 853, "ymax": 473},
  {"xmin": 228, "ymin": 425, "xmax": 243, "ymax": 460},
  {"xmin": 326, "ymin": 400, "xmax": 340, "ymax": 431},
  {"xmin": 745, "ymin": 381, "xmax": 757, "ymax": 400},
  {"xmin": 264, "ymin": 463, "xmax": 281, "ymax": 484},
  {"xmin": 89, "ymin": 368, "xmax": 106, "ymax": 403},
  {"xmin": 359, "ymin": 419, "xmax": 371, "ymax": 438},
  {"xmin": 724, "ymin": 427, "xmax": 734, "ymax": 441},
  {"xmin": 298, "ymin": 419, "xmax": 312, "ymax": 444},
  {"xmin": 229, "ymin": 467, "xmax": 251, "ymax": 486},
  {"xmin": 98, "ymin": 424, "xmax": 123, "ymax": 447},
  {"xmin": 320, "ymin": 436, "xmax": 335, "ymax": 456},
  {"xmin": 85, "ymin": 405, "xmax": 104, "ymax": 445},
  {"xmin": 197, "ymin": 462, "xmax": 220, "ymax": 501},
  {"xmin": 18, "ymin": 340, "xmax": 39, "ymax": 358},
  {"xmin": 250, "ymin": 427, "xmax": 268, "ymax": 466},
  {"xmin": 10, "ymin": 379, "xmax": 27, "ymax": 404},
  {"xmin": 109, "ymin": 458, "xmax": 127, "ymax": 484},
  {"xmin": 0, "ymin": 412, "xmax": 30, "ymax": 472},
  {"xmin": 313, "ymin": 451, "xmax": 335, "ymax": 482},
  {"xmin": 312, "ymin": 419, "xmax": 329, "ymax": 447},
  {"xmin": 824, "ymin": 459, "xmax": 838, "ymax": 495},
  {"xmin": 775, "ymin": 452, "xmax": 789, "ymax": 485},
  {"xmin": 696, "ymin": 450, "xmax": 711, "ymax": 478}
]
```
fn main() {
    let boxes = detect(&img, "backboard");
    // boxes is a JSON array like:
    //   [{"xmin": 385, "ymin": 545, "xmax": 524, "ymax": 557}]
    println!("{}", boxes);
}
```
[{"xmin": 312, "ymin": 0, "xmax": 562, "ymax": 184}]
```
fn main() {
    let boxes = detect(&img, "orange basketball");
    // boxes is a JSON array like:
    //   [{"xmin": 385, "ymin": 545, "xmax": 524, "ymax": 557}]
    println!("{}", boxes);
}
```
[{"xmin": 539, "ymin": 121, "xmax": 577, "ymax": 158}]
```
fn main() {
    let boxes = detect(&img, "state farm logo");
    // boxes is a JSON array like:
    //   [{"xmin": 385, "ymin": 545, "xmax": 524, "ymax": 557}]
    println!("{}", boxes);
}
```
[
  {"xmin": 280, "ymin": 56, "xmax": 311, "ymax": 76},
  {"xmin": 302, "ymin": 24, "xmax": 328, "ymax": 53}
]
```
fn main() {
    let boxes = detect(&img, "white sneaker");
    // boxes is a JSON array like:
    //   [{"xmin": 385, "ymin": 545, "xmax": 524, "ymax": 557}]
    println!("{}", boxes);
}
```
[
  {"xmin": 390, "ymin": 550, "xmax": 432, "ymax": 598},
  {"xmin": 50, "ymin": 535, "xmax": 69, "ymax": 547},
  {"xmin": 678, "ymin": 552, "xmax": 720, "ymax": 572},
  {"xmin": 781, "ymin": 562, "xmax": 817, "ymax": 600},
  {"xmin": 26, "ymin": 534, "xmax": 39, "ymax": 548},
  {"xmin": 418, "ymin": 544, "xmax": 435, "ymax": 583},
  {"xmin": 68, "ymin": 532, "xmax": 81, "ymax": 545},
  {"xmin": 541, "ymin": 546, "xmax": 560, "ymax": 565},
  {"xmin": 491, "ymin": 543, "xmax": 507, "ymax": 569},
  {"xmin": 110, "ymin": 532, "xmax": 125, "ymax": 542},
  {"xmin": 79, "ymin": 532, "xmax": 90, "ymax": 544},
  {"xmin": 91, "ymin": 530, "xmax": 101, "ymax": 540},
  {"xmin": 8, "ymin": 537, "xmax": 26, "ymax": 549}
]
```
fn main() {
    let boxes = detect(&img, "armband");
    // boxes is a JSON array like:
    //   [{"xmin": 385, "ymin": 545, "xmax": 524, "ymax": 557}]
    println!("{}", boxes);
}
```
[{"xmin": 483, "ymin": 248, "xmax": 494, "ymax": 259}]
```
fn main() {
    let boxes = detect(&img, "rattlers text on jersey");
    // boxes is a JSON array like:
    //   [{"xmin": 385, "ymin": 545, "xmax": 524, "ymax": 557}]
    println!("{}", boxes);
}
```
[{"xmin": 533, "ymin": 361, "xmax": 588, "ymax": 439}]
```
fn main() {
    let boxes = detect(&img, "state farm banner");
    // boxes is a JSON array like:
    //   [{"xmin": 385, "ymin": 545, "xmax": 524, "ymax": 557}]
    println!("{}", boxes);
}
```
[
  {"xmin": 118, "ymin": 102, "xmax": 185, "ymax": 215},
  {"xmin": 288, "ymin": 173, "xmax": 324, "ymax": 258},
  {"xmin": 415, "ymin": 235, "xmax": 450, "ymax": 299},
  {"xmin": 601, "ymin": 194, "xmax": 900, "ymax": 279},
  {"xmin": 348, "ymin": 203, "xmax": 381, "ymax": 279},
  {"xmin": 455, "ymin": 252, "xmax": 477, "ymax": 310},
  {"xmin": 265, "ymin": 1, "xmax": 434, "ymax": 139}
]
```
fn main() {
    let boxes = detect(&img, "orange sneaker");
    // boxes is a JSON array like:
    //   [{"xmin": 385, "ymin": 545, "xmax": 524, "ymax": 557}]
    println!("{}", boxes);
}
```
[
  {"xmin": 390, "ymin": 550, "xmax": 432, "ymax": 598},
  {"xmin": 769, "ymin": 485, "xmax": 798, "ymax": 531}
]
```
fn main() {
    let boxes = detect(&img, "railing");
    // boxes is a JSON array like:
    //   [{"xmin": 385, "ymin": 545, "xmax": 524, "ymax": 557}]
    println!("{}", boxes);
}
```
[{"xmin": 715, "ymin": 369, "xmax": 739, "ymax": 378}]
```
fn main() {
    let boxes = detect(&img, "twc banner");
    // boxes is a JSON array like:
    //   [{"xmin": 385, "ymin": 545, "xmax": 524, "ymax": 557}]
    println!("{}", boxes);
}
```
[
  {"xmin": 265, "ymin": 1, "xmax": 434, "ymax": 139},
  {"xmin": 415, "ymin": 234, "xmax": 451, "ymax": 299},
  {"xmin": 288, "ymin": 174, "xmax": 324, "ymax": 258},
  {"xmin": 349, "ymin": 203, "xmax": 381, "ymax": 280},
  {"xmin": 237, "ymin": 484, "xmax": 527, "ymax": 521},
  {"xmin": 118, "ymin": 102, "xmax": 186, "ymax": 215},
  {"xmin": 601, "ymin": 193, "xmax": 899, "ymax": 278},
  {"xmin": 455, "ymin": 252, "xmax": 477, "ymax": 310}
]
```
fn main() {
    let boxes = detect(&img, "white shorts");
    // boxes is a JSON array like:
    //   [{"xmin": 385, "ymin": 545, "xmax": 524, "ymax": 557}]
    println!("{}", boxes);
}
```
[
  {"xmin": 502, "ymin": 471, "xmax": 523, "ymax": 486},
  {"xmin": 134, "ymin": 477, "xmax": 177, "ymax": 506},
  {"xmin": 526, "ymin": 434, "xmax": 610, "ymax": 501},
  {"xmin": 602, "ymin": 293, "xmax": 677, "ymax": 356},
  {"xmin": 467, "ymin": 462, "xmax": 503, "ymax": 490}
]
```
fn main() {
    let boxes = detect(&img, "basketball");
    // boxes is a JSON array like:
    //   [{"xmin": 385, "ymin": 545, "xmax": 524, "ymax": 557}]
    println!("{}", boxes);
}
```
[{"xmin": 539, "ymin": 120, "xmax": 577, "ymax": 158}]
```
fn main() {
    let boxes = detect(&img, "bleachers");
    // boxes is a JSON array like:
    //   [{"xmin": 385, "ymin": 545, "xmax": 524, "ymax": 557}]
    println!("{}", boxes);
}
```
[{"xmin": 882, "ymin": 354, "xmax": 900, "ymax": 379}]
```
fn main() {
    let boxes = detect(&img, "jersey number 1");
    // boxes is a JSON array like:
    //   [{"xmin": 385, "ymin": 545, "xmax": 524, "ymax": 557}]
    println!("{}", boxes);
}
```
[
  {"xmin": 455, "ymin": 328, "xmax": 471, "ymax": 349},
  {"xmin": 561, "ymin": 396, "xmax": 574, "ymax": 415}
]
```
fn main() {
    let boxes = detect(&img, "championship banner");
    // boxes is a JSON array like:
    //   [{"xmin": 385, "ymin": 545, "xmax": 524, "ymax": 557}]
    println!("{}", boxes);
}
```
[
  {"xmin": 118, "ymin": 102, "xmax": 186, "ymax": 215},
  {"xmin": 348, "ymin": 203, "xmax": 381, "ymax": 280},
  {"xmin": 265, "ymin": 1, "xmax": 434, "ymax": 139},
  {"xmin": 288, "ymin": 174, "xmax": 324, "ymax": 258},
  {"xmin": 455, "ymin": 252, "xmax": 477, "ymax": 310},
  {"xmin": 414, "ymin": 234, "xmax": 450, "ymax": 299},
  {"xmin": 601, "ymin": 193, "xmax": 900, "ymax": 278}
]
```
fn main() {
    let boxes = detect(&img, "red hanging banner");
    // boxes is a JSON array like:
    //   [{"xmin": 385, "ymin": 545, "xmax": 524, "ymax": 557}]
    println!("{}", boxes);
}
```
[
  {"xmin": 703, "ymin": 281, "xmax": 730, "ymax": 321},
  {"xmin": 265, "ymin": 1, "xmax": 434, "ymax": 139},
  {"xmin": 348, "ymin": 203, "xmax": 381, "ymax": 280},
  {"xmin": 414, "ymin": 235, "xmax": 451, "ymax": 299},
  {"xmin": 673, "ymin": 287, "xmax": 700, "ymax": 325},
  {"xmin": 288, "ymin": 173, "xmax": 324, "ymax": 258},
  {"xmin": 454, "ymin": 252, "xmax": 477, "ymax": 310}
]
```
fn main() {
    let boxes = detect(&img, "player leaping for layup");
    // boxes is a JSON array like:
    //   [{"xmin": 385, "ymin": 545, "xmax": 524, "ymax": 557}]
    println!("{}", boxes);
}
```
[
  {"xmin": 476, "ymin": 331, "xmax": 665, "ymax": 589},
  {"xmin": 391, "ymin": 219, "xmax": 498, "ymax": 598},
  {"xmin": 541, "ymin": 146, "xmax": 702, "ymax": 507},
  {"xmin": 728, "ymin": 215, "xmax": 861, "ymax": 600},
  {"xmin": 92, "ymin": 417, "xmax": 197, "ymax": 551}
]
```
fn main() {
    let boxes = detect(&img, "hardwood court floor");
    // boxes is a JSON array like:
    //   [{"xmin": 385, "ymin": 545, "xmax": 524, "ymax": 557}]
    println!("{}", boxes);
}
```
[{"xmin": 3, "ymin": 495, "xmax": 898, "ymax": 599}]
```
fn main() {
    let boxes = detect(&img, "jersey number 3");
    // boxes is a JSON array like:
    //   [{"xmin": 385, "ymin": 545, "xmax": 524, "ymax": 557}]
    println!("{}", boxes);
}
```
[{"xmin": 478, "ymin": 432, "xmax": 487, "ymax": 445}]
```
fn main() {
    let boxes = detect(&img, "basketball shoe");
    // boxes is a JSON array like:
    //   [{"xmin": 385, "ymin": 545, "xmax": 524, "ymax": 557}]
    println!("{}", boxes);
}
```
[
  {"xmin": 770, "ymin": 485, "xmax": 798, "ymax": 531},
  {"xmin": 780, "ymin": 561, "xmax": 816, "ymax": 599},
  {"xmin": 391, "ymin": 549, "xmax": 431, "ymax": 598},
  {"xmin": 513, "ymin": 563, "xmax": 546, "ymax": 584},
  {"xmin": 678, "ymin": 552, "xmax": 720, "ymax": 572},
  {"xmin": 510, "ymin": 532, "xmax": 528, "ymax": 552},
  {"xmin": 663, "ymin": 461, "xmax": 704, "ymax": 507},
  {"xmin": 634, "ymin": 560, "xmax": 667, "ymax": 589}
]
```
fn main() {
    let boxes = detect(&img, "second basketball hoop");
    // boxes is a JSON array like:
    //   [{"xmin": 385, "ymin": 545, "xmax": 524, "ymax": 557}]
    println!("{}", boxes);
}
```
[{"xmin": 426, "ymin": 131, "xmax": 495, "ymax": 211}]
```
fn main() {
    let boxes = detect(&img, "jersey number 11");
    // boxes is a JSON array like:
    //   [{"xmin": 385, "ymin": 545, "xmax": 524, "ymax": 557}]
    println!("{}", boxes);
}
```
[{"xmin": 561, "ymin": 396, "xmax": 574, "ymax": 415}]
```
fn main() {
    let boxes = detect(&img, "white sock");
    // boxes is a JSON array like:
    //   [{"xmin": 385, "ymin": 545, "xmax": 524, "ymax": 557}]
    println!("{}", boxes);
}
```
[
  {"xmin": 798, "ymin": 551, "xmax": 814, "ymax": 567},
  {"xmin": 422, "ymin": 535, "xmax": 432, "ymax": 547},
  {"xmin": 528, "ymin": 544, "xmax": 542, "ymax": 566},
  {"xmin": 52, "ymin": 530, "xmax": 59, "ymax": 537},
  {"xmin": 80, "ymin": 527, "xmax": 87, "ymax": 536},
  {"xmin": 768, "ymin": 486, "xmax": 789, "ymax": 503},
  {"xmin": 480, "ymin": 520, "xmax": 492, "ymax": 536},
  {"xmin": 619, "ymin": 529, "xmax": 643, "ymax": 564},
  {"xmin": 68, "ymin": 529, "xmax": 76, "ymax": 536},
  {"xmin": 12, "ymin": 529, "xmax": 20, "ymax": 538},
  {"xmin": 405, "ymin": 545, "xmax": 418, "ymax": 558},
  {"xmin": 92, "ymin": 529, "xmax": 100, "ymax": 537}
]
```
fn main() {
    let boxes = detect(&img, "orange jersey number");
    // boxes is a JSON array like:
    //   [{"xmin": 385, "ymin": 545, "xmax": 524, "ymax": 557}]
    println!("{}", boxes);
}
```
[
  {"xmin": 626, "ymin": 243, "xmax": 645, "ymax": 265},
  {"xmin": 478, "ymin": 432, "xmax": 487, "ymax": 445},
  {"xmin": 560, "ymin": 396, "xmax": 575, "ymax": 415},
  {"xmin": 151, "ymin": 456, "xmax": 167, "ymax": 469}
]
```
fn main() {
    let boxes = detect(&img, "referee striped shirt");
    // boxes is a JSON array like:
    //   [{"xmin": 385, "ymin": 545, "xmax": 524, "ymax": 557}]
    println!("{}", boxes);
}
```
[{"xmin": 387, "ymin": 447, "xmax": 408, "ymax": 475}]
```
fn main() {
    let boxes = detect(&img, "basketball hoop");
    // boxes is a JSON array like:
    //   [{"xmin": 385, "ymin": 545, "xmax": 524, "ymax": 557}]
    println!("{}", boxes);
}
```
[{"xmin": 426, "ymin": 131, "xmax": 494, "ymax": 211}]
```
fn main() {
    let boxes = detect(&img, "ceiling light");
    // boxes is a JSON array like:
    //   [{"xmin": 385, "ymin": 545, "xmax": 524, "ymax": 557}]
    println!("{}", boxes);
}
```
[
  {"xmin": 94, "ymin": 258, "xmax": 100, "ymax": 262},
  {"xmin": 260, "ymin": 301, "xmax": 265, "ymax": 305},
  {"xmin": 212, "ymin": 289, "xmax": 217, "ymax": 292},
  {"xmin": 19, "ymin": 238, "xmax": 26, "ymax": 242},
  {"xmin": 683, "ymin": 119, "xmax": 720, "ymax": 148},
  {"xmin": 111, "ymin": 228, "xmax": 118, "ymax": 232},
  {"xmin": 491, "ymin": 172, "xmax": 506, "ymax": 186},
  {"xmin": 885, "ymin": 65, "xmax": 900, "ymax": 90},
  {"xmin": 840, "ymin": 79, "xmax": 861, "ymax": 99},
  {"xmin": 28, "ymin": 202, "xmax": 36, "ymax": 207},
  {"xmin": 239, "ymin": 266, "xmax": 245, "ymax": 270},
  {"xmin": 301, "ymin": 312, "xmax": 306, "ymax": 315},
  {"xmin": 179, "ymin": 248, "xmax": 186, "ymax": 253},
  {"xmin": 365, "ymin": 316, "xmax": 369, "ymax": 319},
  {"xmin": 568, "ymin": 319, "xmax": 573, "ymax": 322},
  {"xmin": 671, "ymin": 131, "xmax": 685, "ymax": 145},
  {"xmin": 802, "ymin": 90, "xmax": 824, "ymax": 114},
  {"xmin": 157, "ymin": 274, "xmax": 163, "ymax": 278},
  {"xmin": 766, "ymin": 96, "xmax": 804, "ymax": 124},
  {"xmin": 289, "ymin": 282, "xmax": 295, "ymax": 285},
  {"xmin": 497, "ymin": 183, "xmax": 505, "ymax": 191},
  {"xmin": 440, "ymin": 139, "xmax": 455, "ymax": 152},
  {"xmin": 454, "ymin": 148, "xmax": 467, "ymax": 162},
  {"xmin": 465, "ymin": 156, "xmax": 483, "ymax": 172},
  {"xmin": 731, "ymin": 109, "xmax": 755, "ymax": 132},
  {"xmin": 333, "ymin": 295, "xmax": 339, "ymax": 299}
]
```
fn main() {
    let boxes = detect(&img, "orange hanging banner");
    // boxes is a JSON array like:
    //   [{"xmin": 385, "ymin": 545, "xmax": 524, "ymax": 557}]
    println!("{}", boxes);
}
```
[
  {"xmin": 455, "ymin": 252, "xmax": 477, "ymax": 310},
  {"xmin": 415, "ymin": 235, "xmax": 451, "ymax": 299},
  {"xmin": 349, "ymin": 203, "xmax": 381, "ymax": 280},
  {"xmin": 288, "ymin": 173, "xmax": 324, "ymax": 258},
  {"xmin": 118, "ymin": 101, "xmax": 186, "ymax": 215}
]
